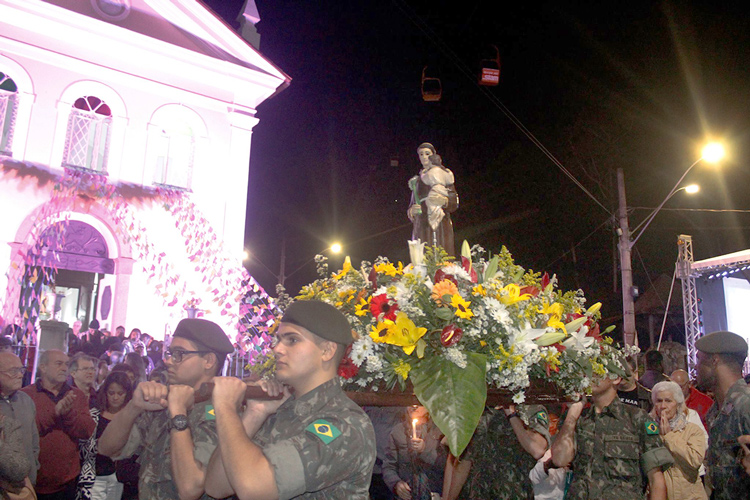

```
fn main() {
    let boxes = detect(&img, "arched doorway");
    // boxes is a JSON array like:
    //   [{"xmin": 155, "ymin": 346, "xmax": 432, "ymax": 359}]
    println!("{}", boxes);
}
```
[{"xmin": 28, "ymin": 220, "xmax": 114, "ymax": 329}]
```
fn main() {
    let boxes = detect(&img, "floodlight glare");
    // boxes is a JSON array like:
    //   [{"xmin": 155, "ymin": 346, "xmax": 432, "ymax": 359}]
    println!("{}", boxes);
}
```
[
  {"xmin": 701, "ymin": 142, "xmax": 725, "ymax": 163},
  {"xmin": 684, "ymin": 184, "xmax": 700, "ymax": 194},
  {"xmin": 330, "ymin": 243, "xmax": 342, "ymax": 254}
]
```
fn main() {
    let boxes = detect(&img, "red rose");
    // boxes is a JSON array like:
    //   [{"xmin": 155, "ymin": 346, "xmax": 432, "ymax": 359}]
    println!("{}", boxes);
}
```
[
  {"xmin": 337, "ymin": 345, "xmax": 359, "ymax": 379},
  {"xmin": 440, "ymin": 324, "xmax": 463, "ymax": 347},
  {"xmin": 434, "ymin": 269, "xmax": 458, "ymax": 287}
]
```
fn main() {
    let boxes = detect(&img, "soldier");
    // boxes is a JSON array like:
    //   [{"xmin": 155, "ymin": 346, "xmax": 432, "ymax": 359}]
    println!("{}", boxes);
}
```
[
  {"xmin": 205, "ymin": 300, "xmax": 376, "ymax": 499},
  {"xmin": 551, "ymin": 373, "xmax": 673, "ymax": 500},
  {"xmin": 442, "ymin": 404, "xmax": 550, "ymax": 499},
  {"xmin": 98, "ymin": 318, "xmax": 234, "ymax": 500},
  {"xmin": 694, "ymin": 330, "xmax": 750, "ymax": 499}
]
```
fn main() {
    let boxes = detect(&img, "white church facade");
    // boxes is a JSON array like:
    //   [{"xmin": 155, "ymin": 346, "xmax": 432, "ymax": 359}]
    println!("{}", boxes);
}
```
[{"xmin": 0, "ymin": 0, "xmax": 288, "ymax": 340}]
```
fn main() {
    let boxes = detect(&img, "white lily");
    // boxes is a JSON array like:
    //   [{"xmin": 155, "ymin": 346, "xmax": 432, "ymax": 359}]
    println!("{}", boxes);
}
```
[
  {"xmin": 562, "ymin": 325, "xmax": 595, "ymax": 351},
  {"xmin": 408, "ymin": 239, "xmax": 426, "ymax": 267}
]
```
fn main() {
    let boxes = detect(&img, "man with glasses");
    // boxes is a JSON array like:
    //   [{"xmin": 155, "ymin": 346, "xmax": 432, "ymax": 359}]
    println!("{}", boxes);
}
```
[
  {"xmin": 69, "ymin": 353, "xmax": 98, "ymax": 406},
  {"xmin": 22, "ymin": 349, "xmax": 96, "ymax": 499},
  {"xmin": 205, "ymin": 300, "xmax": 376, "ymax": 499},
  {"xmin": 99, "ymin": 318, "xmax": 234, "ymax": 500},
  {"xmin": 0, "ymin": 352, "xmax": 39, "ymax": 485}
]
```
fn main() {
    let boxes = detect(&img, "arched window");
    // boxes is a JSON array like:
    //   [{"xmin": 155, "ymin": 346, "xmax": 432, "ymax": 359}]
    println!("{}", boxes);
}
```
[
  {"xmin": 153, "ymin": 121, "xmax": 195, "ymax": 189},
  {"xmin": 148, "ymin": 105, "xmax": 205, "ymax": 190},
  {"xmin": 63, "ymin": 95, "xmax": 112, "ymax": 172},
  {"xmin": 0, "ymin": 72, "xmax": 18, "ymax": 156}
]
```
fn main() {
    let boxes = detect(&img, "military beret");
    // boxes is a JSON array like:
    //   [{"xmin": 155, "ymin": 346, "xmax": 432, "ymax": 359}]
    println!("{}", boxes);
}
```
[
  {"xmin": 281, "ymin": 300, "xmax": 353, "ymax": 345},
  {"xmin": 173, "ymin": 319, "xmax": 234, "ymax": 356},
  {"xmin": 696, "ymin": 330, "xmax": 748, "ymax": 355}
]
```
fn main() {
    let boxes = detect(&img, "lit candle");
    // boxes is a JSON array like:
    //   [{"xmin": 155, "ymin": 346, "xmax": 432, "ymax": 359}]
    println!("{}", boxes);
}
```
[{"xmin": 412, "ymin": 418, "xmax": 418, "ymax": 439}]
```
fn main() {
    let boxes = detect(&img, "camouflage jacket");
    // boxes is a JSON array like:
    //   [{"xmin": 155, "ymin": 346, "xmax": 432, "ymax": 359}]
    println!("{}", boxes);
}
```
[
  {"xmin": 252, "ymin": 377, "xmax": 376, "ymax": 500},
  {"xmin": 117, "ymin": 399, "xmax": 218, "ymax": 500},
  {"xmin": 458, "ymin": 405, "xmax": 551, "ymax": 500},
  {"xmin": 706, "ymin": 378, "xmax": 750, "ymax": 500},
  {"xmin": 567, "ymin": 396, "xmax": 674, "ymax": 500}
]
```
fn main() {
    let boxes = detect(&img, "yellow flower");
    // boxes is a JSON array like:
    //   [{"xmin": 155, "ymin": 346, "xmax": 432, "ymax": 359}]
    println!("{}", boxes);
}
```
[
  {"xmin": 393, "ymin": 359, "xmax": 411, "ymax": 380},
  {"xmin": 450, "ymin": 294, "xmax": 474, "ymax": 319},
  {"xmin": 354, "ymin": 298, "xmax": 370, "ymax": 316},
  {"xmin": 499, "ymin": 284, "xmax": 532, "ymax": 305},
  {"xmin": 332, "ymin": 256, "xmax": 353, "ymax": 280},
  {"xmin": 368, "ymin": 313, "xmax": 427, "ymax": 355},
  {"xmin": 538, "ymin": 301, "xmax": 565, "ymax": 331},
  {"xmin": 374, "ymin": 261, "xmax": 404, "ymax": 277},
  {"xmin": 432, "ymin": 279, "xmax": 458, "ymax": 305},
  {"xmin": 471, "ymin": 284, "xmax": 487, "ymax": 297}
]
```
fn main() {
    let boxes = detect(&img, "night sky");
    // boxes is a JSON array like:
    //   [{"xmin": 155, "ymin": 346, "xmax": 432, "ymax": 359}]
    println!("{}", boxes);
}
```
[{"xmin": 203, "ymin": 0, "xmax": 750, "ymax": 342}]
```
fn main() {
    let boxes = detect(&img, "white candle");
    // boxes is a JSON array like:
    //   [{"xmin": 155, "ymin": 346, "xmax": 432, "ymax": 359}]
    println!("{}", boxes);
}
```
[{"xmin": 412, "ymin": 418, "xmax": 418, "ymax": 439}]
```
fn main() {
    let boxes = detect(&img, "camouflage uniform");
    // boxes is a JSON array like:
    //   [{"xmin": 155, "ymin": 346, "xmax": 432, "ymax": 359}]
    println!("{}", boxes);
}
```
[
  {"xmin": 116, "ymin": 399, "xmax": 217, "ymax": 500},
  {"xmin": 705, "ymin": 378, "xmax": 750, "ymax": 499},
  {"xmin": 457, "ymin": 405, "xmax": 550, "ymax": 500},
  {"xmin": 567, "ymin": 396, "xmax": 674, "ymax": 500},
  {"xmin": 252, "ymin": 377, "xmax": 376, "ymax": 500}
]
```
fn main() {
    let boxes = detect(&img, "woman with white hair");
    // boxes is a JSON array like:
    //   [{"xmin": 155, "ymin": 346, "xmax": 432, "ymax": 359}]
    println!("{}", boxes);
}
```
[{"xmin": 650, "ymin": 380, "xmax": 708, "ymax": 500}]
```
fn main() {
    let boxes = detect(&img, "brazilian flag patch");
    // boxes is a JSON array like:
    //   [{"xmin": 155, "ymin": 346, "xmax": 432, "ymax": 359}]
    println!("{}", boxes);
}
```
[
  {"xmin": 645, "ymin": 421, "xmax": 659, "ymax": 435},
  {"xmin": 205, "ymin": 405, "xmax": 216, "ymax": 421},
  {"xmin": 535, "ymin": 410, "xmax": 549, "ymax": 427},
  {"xmin": 306, "ymin": 419, "xmax": 341, "ymax": 444}
]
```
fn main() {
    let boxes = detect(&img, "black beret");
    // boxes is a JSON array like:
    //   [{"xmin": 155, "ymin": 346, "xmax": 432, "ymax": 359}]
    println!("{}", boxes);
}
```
[
  {"xmin": 696, "ymin": 330, "xmax": 748, "ymax": 355},
  {"xmin": 173, "ymin": 319, "xmax": 234, "ymax": 356},
  {"xmin": 281, "ymin": 300, "xmax": 353, "ymax": 345}
]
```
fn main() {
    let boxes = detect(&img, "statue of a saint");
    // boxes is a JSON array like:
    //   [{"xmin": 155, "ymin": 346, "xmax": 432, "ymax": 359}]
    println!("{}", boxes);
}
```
[{"xmin": 407, "ymin": 142, "xmax": 459, "ymax": 256}]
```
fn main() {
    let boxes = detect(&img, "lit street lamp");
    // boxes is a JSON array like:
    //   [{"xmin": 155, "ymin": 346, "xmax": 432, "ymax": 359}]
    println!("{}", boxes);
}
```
[{"xmin": 617, "ymin": 142, "xmax": 724, "ymax": 346}]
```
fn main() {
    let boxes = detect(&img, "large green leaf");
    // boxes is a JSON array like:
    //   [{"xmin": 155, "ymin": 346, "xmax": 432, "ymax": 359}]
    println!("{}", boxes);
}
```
[{"xmin": 410, "ymin": 352, "xmax": 487, "ymax": 457}]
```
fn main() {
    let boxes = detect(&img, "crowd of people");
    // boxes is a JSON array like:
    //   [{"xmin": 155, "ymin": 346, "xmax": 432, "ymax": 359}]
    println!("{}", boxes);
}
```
[{"xmin": 1, "ymin": 309, "xmax": 750, "ymax": 500}]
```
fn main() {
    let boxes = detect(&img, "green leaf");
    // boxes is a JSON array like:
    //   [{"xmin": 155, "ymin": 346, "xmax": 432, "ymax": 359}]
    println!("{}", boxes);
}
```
[
  {"xmin": 483, "ymin": 255, "xmax": 499, "ymax": 283},
  {"xmin": 410, "ymin": 352, "xmax": 487, "ymax": 457},
  {"xmin": 435, "ymin": 306, "xmax": 454, "ymax": 321},
  {"xmin": 416, "ymin": 338, "xmax": 427, "ymax": 358}
]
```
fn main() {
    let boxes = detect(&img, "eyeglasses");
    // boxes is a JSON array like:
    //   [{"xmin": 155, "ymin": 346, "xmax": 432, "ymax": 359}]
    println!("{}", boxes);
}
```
[
  {"xmin": 0, "ymin": 367, "xmax": 26, "ymax": 377},
  {"xmin": 163, "ymin": 349, "xmax": 210, "ymax": 363}
]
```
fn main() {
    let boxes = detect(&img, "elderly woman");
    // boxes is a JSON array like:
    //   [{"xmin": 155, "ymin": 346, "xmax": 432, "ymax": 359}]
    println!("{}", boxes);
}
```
[{"xmin": 651, "ymin": 381, "xmax": 708, "ymax": 500}]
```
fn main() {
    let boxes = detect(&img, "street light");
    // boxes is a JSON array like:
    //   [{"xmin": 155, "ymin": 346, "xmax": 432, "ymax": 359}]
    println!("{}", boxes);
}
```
[
  {"xmin": 280, "ymin": 242, "xmax": 344, "ymax": 287},
  {"xmin": 617, "ymin": 142, "xmax": 724, "ymax": 346},
  {"xmin": 330, "ymin": 242, "xmax": 342, "ymax": 254}
]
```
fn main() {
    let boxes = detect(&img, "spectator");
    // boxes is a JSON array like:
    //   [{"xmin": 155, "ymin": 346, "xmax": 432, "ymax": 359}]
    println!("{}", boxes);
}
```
[
  {"xmin": 364, "ymin": 406, "xmax": 401, "ymax": 500},
  {"xmin": 109, "ymin": 364, "xmax": 136, "ymax": 387},
  {"xmin": 382, "ymin": 405, "xmax": 447, "ymax": 500},
  {"xmin": 616, "ymin": 355, "xmax": 652, "ymax": 411},
  {"xmin": 529, "ymin": 448, "xmax": 567, "ymax": 500},
  {"xmin": 146, "ymin": 341, "xmax": 163, "ymax": 371},
  {"xmin": 650, "ymin": 381, "xmax": 707, "ymax": 500},
  {"xmin": 0, "ymin": 352, "xmax": 39, "ymax": 485},
  {"xmin": 22, "ymin": 349, "xmax": 96, "ymax": 499},
  {"xmin": 670, "ymin": 369, "xmax": 713, "ymax": 429},
  {"xmin": 0, "ymin": 413, "xmax": 33, "ymax": 498},
  {"xmin": 641, "ymin": 350, "xmax": 669, "ymax": 390},
  {"xmin": 444, "ymin": 404, "xmax": 550, "ymax": 499},
  {"xmin": 77, "ymin": 372, "xmax": 133, "ymax": 500},
  {"xmin": 0, "ymin": 336, "xmax": 13, "ymax": 353},
  {"xmin": 694, "ymin": 331, "xmax": 750, "ymax": 499},
  {"xmin": 122, "ymin": 353, "xmax": 146, "ymax": 385},
  {"xmin": 99, "ymin": 343, "xmax": 122, "ymax": 367},
  {"xmin": 132, "ymin": 343, "xmax": 153, "ymax": 375},
  {"xmin": 113, "ymin": 327, "xmax": 125, "ymax": 341},
  {"xmin": 70, "ymin": 354, "xmax": 98, "ymax": 407},
  {"xmin": 551, "ymin": 374, "xmax": 673, "ymax": 500},
  {"xmin": 96, "ymin": 360, "xmax": 109, "ymax": 390}
]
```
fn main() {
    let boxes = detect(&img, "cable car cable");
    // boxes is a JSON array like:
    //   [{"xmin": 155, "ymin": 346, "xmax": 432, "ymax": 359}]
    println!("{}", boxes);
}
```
[{"xmin": 392, "ymin": 0, "xmax": 612, "ymax": 216}]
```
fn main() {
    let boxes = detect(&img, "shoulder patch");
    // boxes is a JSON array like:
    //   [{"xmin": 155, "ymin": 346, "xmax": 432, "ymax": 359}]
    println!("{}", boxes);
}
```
[
  {"xmin": 306, "ymin": 419, "xmax": 342, "ymax": 444},
  {"xmin": 535, "ymin": 410, "xmax": 549, "ymax": 427},
  {"xmin": 205, "ymin": 405, "xmax": 216, "ymax": 421},
  {"xmin": 645, "ymin": 421, "xmax": 659, "ymax": 435}
]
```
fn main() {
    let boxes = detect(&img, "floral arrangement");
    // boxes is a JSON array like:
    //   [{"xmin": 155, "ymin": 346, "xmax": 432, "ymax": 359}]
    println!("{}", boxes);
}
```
[{"xmin": 293, "ymin": 240, "xmax": 637, "ymax": 456}]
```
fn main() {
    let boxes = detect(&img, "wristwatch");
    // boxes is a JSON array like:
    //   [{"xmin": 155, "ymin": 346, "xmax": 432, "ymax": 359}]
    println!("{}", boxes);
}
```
[{"xmin": 169, "ymin": 414, "xmax": 189, "ymax": 432}]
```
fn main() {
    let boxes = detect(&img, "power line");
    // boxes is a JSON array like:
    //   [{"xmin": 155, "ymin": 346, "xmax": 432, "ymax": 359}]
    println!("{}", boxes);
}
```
[
  {"xmin": 630, "ymin": 207, "xmax": 750, "ymax": 213},
  {"xmin": 392, "ymin": 0, "xmax": 612, "ymax": 216},
  {"xmin": 543, "ymin": 216, "xmax": 612, "ymax": 269}
]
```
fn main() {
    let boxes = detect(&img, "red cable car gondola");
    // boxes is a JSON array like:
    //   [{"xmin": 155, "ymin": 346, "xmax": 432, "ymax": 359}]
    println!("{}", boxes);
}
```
[{"xmin": 479, "ymin": 45, "xmax": 501, "ymax": 86}]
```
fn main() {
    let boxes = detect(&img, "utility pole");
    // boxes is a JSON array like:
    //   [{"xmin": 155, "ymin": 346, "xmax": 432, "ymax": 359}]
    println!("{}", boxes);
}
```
[
  {"xmin": 278, "ymin": 237, "xmax": 286, "ymax": 287},
  {"xmin": 616, "ymin": 168, "xmax": 637, "ymax": 346}
]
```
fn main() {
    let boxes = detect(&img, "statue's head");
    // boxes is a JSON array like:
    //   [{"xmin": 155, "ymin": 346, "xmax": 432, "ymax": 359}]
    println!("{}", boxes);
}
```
[{"xmin": 417, "ymin": 142, "xmax": 436, "ymax": 167}]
